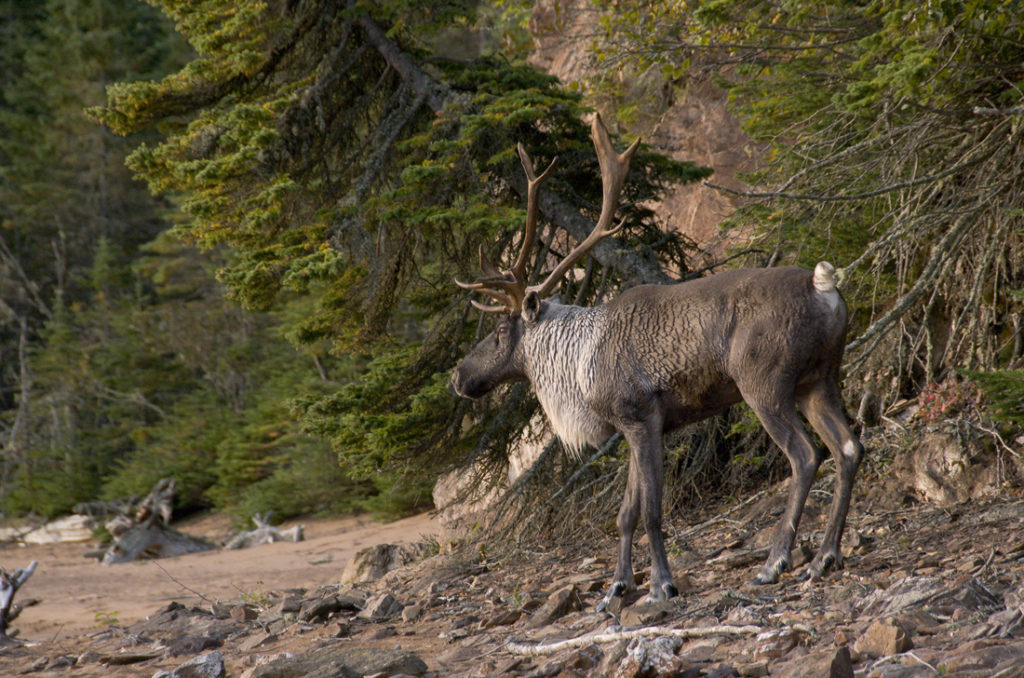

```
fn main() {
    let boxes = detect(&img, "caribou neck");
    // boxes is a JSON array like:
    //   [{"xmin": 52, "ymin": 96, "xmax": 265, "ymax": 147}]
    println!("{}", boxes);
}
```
[{"xmin": 521, "ymin": 303, "xmax": 613, "ymax": 454}]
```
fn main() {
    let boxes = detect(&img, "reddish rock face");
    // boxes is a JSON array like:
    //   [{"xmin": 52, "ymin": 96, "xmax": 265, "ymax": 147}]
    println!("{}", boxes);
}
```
[{"xmin": 528, "ymin": 0, "xmax": 758, "ymax": 259}]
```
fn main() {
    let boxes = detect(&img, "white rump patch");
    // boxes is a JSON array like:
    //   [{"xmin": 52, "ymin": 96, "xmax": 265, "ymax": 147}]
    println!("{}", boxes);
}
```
[
  {"xmin": 813, "ymin": 261, "xmax": 836, "ymax": 292},
  {"xmin": 813, "ymin": 261, "xmax": 840, "ymax": 311}
]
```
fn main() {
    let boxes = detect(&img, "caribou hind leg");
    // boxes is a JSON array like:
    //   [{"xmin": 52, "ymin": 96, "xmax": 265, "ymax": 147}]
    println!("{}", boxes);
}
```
[
  {"xmin": 628, "ymin": 422, "xmax": 678, "ymax": 603},
  {"xmin": 798, "ymin": 378, "xmax": 864, "ymax": 579},
  {"xmin": 744, "ymin": 393, "xmax": 825, "ymax": 585}
]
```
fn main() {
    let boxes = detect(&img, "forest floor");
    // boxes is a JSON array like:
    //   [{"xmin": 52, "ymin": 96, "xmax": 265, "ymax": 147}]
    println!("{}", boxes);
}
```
[
  {"xmin": 3, "ymin": 452, "xmax": 1024, "ymax": 677},
  {"xmin": 2, "ymin": 421, "xmax": 1024, "ymax": 675}
]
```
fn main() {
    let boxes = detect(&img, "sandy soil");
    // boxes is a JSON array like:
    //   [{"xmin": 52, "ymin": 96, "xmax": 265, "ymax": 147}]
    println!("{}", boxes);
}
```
[{"xmin": 0, "ymin": 511, "xmax": 440, "ymax": 644}]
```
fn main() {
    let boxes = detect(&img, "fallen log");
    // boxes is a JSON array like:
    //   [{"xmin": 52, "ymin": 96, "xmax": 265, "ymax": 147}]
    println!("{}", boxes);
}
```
[
  {"xmin": 101, "ymin": 524, "xmax": 215, "ymax": 564},
  {"xmin": 506, "ymin": 623, "xmax": 765, "ymax": 656}
]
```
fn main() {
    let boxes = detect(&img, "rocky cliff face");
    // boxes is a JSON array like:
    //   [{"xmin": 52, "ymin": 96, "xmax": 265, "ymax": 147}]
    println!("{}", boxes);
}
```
[{"xmin": 528, "ymin": 0, "xmax": 756, "ymax": 253}]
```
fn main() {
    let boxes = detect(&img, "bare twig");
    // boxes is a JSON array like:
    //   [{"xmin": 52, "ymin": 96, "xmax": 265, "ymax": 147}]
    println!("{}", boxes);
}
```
[{"xmin": 150, "ymin": 560, "xmax": 216, "ymax": 606}]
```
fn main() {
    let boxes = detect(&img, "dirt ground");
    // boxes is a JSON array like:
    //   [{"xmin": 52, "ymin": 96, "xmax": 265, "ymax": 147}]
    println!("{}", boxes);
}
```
[{"xmin": 1, "ymin": 511, "xmax": 440, "ymax": 643}]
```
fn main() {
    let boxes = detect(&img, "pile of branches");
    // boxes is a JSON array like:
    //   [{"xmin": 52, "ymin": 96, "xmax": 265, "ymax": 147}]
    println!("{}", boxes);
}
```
[{"xmin": 476, "ymin": 408, "xmax": 780, "ymax": 554}]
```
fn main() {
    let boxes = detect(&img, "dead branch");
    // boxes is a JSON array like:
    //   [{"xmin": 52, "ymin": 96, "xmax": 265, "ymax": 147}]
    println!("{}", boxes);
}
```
[
  {"xmin": 0, "ymin": 561, "xmax": 37, "ymax": 643},
  {"xmin": 506, "ymin": 623, "xmax": 764, "ymax": 655},
  {"xmin": 223, "ymin": 512, "xmax": 304, "ymax": 550}
]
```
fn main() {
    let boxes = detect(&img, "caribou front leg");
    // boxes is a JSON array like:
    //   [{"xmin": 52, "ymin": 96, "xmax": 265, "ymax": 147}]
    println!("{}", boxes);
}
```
[
  {"xmin": 598, "ymin": 418, "xmax": 678, "ymax": 611},
  {"xmin": 597, "ymin": 460, "xmax": 640, "ymax": 612}
]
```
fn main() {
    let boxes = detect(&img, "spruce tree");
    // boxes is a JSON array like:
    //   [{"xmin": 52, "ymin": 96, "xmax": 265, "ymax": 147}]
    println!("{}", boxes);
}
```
[{"xmin": 94, "ymin": 0, "xmax": 711, "ymax": 513}]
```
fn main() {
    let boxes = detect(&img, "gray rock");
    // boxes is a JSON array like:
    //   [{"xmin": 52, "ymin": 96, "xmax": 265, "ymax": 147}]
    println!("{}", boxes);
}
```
[
  {"xmin": 481, "ymin": 608, "xmax": 521, "ymax": 628},
  {"xmin": 230, "ymin": 605, "xmax": 258, "ymax": 622},
  {"xmin": 356, "ymin": 592, "xmax": 402, "ymax": 620},
  {"xmin": 900, "ymin": 432, "xmax": 996, "ymax": 504},
  {"xmin": 157, "ymin": 651, "xmax": 225, "ymax": 678},
  {"xmin": 619, "ymin": 600, "xmax": 676, "ymax": 628},
  {"xmin": 341, "ymin": 543, "xmax": 431, "ymax": 584},
  {"xmin": 368, "ymin": 625, "xmax": 397, "ymax": 639},
  {"xmin": 614, "ymin": 636, "xmax": 687, "ymax": 678},
  {"xmin": 936, "ymin": 640, "xmax": 1024, "ymax": 674},
  {"xmin": 239, "ymin": 632, "xmax": 278, "ymax": 652},
  {"xmin": 162, "ymin": 634, "xmax": 223, "ymax": 658},
  {"xmin": 298, "ymin": 593, "xmax": 362, "ymax": 622},
  {"xmin": 401, "ymin": 603, "xmax": 422, "ymax": 622},
  {"xmin": 831, "ymin": 646, "xmax": 855, "ymax": 678},
  {"xmin": 598, "ymin": 640, "xmax": 629, "ymax": 676},
  {"xmin": 753, "ymin": 627, "xmax": 800, "ymax": 661},
  {"xmin": 130, "ymin": 602, "xmax": 243, "ymax": 642},
  {"xmin": 564, "ymin": 643, "xmax": 603, "ymax": 671},
  {"xmin": 249, "ymin": 646, "xmax": 427, "ymax": 678},
  {"xmin": 736, "ymin": 660, "xmax": 769, "ymax": 677},
  {"xmin": 436, "ymin": 646, "xmax": 478, "ymax": 664},
  {"xmin": 771, "ymin": 646, "xmax": 853, "ymax": 678},
  {"xmin": 861, "ymin": 576, "xmax": 944, "ymax": 617}
]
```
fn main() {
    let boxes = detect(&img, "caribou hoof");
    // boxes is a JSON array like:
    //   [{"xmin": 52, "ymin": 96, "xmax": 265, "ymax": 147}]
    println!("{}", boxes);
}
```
[
  {"xmin": 805, "ymin": 551, "xmax": 840, "ymax": 581},
  {"xmin": 651, "ymin": 582, "xmax": 679, "ymax": 601},
  {"xmin": 637, "ymin": 582, "xmax": 680, "ymax": 606},
  {"xmin": 751, "ymin": 557, "xmax": 791, "ymax": 585},
  {"xmin": 596, "ymin": 581, "xmax": 629, "ymax": 612}
]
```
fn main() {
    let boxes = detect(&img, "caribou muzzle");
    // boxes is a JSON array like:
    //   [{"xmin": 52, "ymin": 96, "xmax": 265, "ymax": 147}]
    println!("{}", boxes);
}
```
[{"xmin": 451, "ymin": 365, "xmax": 487, "ymax": 399}]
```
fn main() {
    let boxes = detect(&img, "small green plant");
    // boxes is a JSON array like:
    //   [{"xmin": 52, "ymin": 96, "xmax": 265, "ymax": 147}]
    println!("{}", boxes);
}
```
[
  {"xmin": 237, "ymin": 581, "xmax": 271, "ymax": 608},
  {"xmin": 94, "ymin": 610, "xmax": 120, "ymax": 628}
]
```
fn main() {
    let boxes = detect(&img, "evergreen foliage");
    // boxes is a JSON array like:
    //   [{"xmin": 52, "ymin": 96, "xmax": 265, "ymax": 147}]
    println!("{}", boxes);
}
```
[
  {"xmin": 0, "ymin": 0, "xmax": 362, "ymax": 521},
  {"xmin": 18, "ymin": 0, "xmax": 1021, "ymax": 535},
  {"xmin": 0, "ymin": 0, "xmax": 185, "ymax": 515},
  {"xmin": 967, "ymin": 369, "xmax": 1024, "ymax": 427},
  {"xmin": 92, "ymin": 0, "xmax": 710, "ymax": 516}
]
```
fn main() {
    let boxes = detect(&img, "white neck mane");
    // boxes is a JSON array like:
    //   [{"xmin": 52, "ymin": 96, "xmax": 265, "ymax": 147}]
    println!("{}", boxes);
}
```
[{"xmin": 522, "ymin": 305, "xmax": 611, "ymax": 455}]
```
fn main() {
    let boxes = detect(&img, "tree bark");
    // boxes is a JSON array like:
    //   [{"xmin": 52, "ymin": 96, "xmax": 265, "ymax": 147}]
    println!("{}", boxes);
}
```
[{"xmin": 356, "ymin": 13, "xmax": 449, "ymax": 113}]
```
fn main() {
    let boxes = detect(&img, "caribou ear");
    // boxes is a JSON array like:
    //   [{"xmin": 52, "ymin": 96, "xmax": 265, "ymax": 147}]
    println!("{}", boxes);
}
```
[{"xmin": 522, "ymin": 290, "xmax": 543, "ymax": 324}]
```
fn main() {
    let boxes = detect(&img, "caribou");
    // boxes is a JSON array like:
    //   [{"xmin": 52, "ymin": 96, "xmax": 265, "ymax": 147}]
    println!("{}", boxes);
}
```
[{"xmin": 451, "ymin": 114, "xmax": 864, "ymax": 610}]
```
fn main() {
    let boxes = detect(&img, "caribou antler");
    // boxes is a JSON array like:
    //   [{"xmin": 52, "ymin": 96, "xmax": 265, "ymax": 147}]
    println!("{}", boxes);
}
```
[{"xmin": 457, "ymin": 113, "xmax": 639, "ymax": 314}]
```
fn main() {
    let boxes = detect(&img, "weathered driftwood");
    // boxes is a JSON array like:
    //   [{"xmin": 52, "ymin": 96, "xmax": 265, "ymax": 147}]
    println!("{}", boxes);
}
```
[
  {"xmin": 96, "ymin": 478, "xmax": 215, "ymax": 564},
  {"xmin": 21, "ymin": 514, "xmax": 94, "ymax": 544},
  {"xmin": 223, "ymin": 512, "xmax": 304, "ymax": 550},
  {"xmin": 0, "ymin": 561, "xmax": 37, "ymax": 645},
  {"xmin": 133, "ymin": 477, "xmax": 176, "ymax": 528},
  {"xmin": 101, "ymin": 524, "xmax": 216, "ymax": 564}
]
